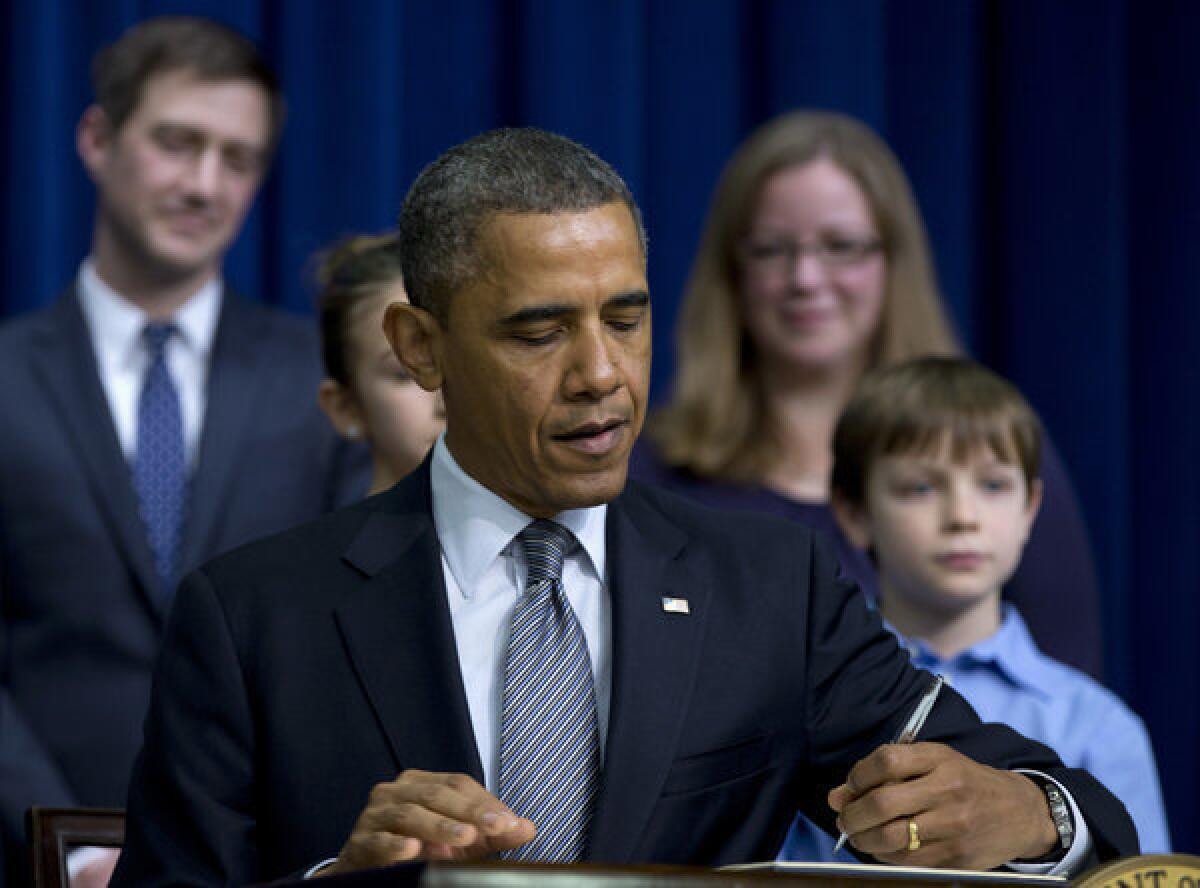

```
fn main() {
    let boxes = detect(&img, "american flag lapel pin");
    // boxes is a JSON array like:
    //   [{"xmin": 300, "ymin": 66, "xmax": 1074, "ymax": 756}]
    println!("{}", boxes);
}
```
[{"xmin": 661, "ymin": 596, "xmax": 690, "ymax": 615}]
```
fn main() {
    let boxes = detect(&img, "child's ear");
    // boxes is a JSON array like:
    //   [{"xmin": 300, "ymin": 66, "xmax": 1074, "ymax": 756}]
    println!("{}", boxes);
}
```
[
  {"xmin": 317, "ymin": 379, "xmax": 365, "ymax": 442},
  {"xmin": 1020, "ymin": 478, "xmax": 1045, "ymax": 540},
  {"xmin": 831, "ymin": 491, "xmax": 872, "ymax": 551}
]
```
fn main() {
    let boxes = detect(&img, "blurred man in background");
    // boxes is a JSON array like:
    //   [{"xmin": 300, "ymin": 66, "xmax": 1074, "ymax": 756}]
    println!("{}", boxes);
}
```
[{"xmin": 0, "ymin": 17, "xmax": 364, "ymax": 887}]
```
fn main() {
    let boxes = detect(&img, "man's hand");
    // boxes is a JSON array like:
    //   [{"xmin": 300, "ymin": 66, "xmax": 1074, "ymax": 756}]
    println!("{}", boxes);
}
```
[
  {"xmin": 829, "ymin": 742, "xmax": 1060, "ymax": 870},
  {"xmin": 320, "ymin": 771, "xmax": 535, "ymax": 876}
]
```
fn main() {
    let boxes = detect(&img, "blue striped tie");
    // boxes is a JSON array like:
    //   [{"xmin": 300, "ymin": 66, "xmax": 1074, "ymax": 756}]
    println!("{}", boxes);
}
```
[
  {"xmin": 498, "ymin": 519, "xmax": 600, "ymax": 862},
  {"xmin": 132, "ymin": 322, "xmax": 187, "ymax": 598}
]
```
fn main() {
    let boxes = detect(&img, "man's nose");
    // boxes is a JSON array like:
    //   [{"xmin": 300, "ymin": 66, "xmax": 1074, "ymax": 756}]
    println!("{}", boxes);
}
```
[
  {"xmin": 565, "ymin": 326, "xmax": 620, "ymax": 400},
  {"xmin": 181, "ymin": 149, "xmax": 222, "ymax": 201}
]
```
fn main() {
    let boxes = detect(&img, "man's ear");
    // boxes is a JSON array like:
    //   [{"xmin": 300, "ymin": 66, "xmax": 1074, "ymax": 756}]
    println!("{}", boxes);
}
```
[
  {"xmin": 316, "ymin": 379, "xmax": 365, "ymax": 441},
  {"xmin": 384, "ymin": 302, "xmax": 444, "ymax": 393},
  {"xmin": 831, "ymin": 491, "xmax": 873, "ymax": 552},
  {"xmin": 77, "ymin": 105, "xmax": 114, "ymax": 180}
]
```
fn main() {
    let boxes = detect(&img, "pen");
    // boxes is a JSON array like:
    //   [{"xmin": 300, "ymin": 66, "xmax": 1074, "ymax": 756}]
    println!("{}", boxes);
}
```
[{"xmin": 832, "ymin": 674, "xmax": 945, "ymax": 854}]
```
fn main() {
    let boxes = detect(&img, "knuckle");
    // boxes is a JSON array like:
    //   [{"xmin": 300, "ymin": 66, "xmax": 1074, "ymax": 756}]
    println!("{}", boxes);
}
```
[
  {"xmin": 416, "ymin": 782, "xmax": 443, "ymax": 808},
  {"xmin": 871, "ymin": 783, "xmax": 899, "ymax": 816},
  {"xmin": 398, "ymin": 768, "xmax": 430, "ymax": 785},
  {"xmin": 949, "ymin": 808, "xmax": 973, "ymax": 835},
  {"xmin": 368, "ymin": 782, "xmax": 392, "ymax": 806},
  {"xmin": 367, "ymin": 832, "xmax": 392, "ymax": 853},
  {"xmin": 943, "ymin": 836, "xmax": 970, "ymax": 865},
  {"xmin": 444, "ymin": 773, "xmax": 475, "ymax": 792},
  {"xmin": 877, "ymin": 745, "xmax": 903, "ymax": 774},
  {"xmin": 392, "ymin": 802, "xmax": 422, "ymax": 830},
  {"xmin": 859, "ymin": 790, "xmax": 889, "ymax": 822},
  {"xmin": 945, "ymin": 775, "xmax": 969, "ymax": 802}
]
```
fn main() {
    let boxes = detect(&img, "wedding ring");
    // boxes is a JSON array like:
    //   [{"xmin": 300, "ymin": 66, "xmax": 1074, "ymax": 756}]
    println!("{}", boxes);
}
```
[{"xmin": 907, "ymin": 819, "xmax": 921, "ymax": 851}]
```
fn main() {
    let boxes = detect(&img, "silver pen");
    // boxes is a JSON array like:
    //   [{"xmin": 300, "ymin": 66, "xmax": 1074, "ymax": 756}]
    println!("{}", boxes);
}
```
[{"xmin": 832, "ymin": 674, "xmax": 946, "ymax": 854}]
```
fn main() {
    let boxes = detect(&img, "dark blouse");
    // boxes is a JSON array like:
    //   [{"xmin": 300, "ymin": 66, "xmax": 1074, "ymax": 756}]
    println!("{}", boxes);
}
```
[{"xmin": 628, "ymin": 437, "xmax": 1103, "ymax": 680}]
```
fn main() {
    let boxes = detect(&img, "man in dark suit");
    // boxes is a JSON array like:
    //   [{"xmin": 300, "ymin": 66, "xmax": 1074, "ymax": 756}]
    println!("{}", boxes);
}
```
[
  {"xmin": 114, "ymin": 128, "xmax": 1137, "ymax": 886},
  {"xmin": 0, "ymin": 18, "xmax": 364, "ymax": 886}
]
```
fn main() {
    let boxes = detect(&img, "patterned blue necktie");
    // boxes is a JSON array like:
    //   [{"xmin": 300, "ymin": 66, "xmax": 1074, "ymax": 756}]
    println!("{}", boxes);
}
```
[
  {"xmin": 498, "ymin": 519, "xmax": 600, "ymax": 862},
  {"xmin": 132, "ymin": 322, "xmax": 186, "ymax": 597}
]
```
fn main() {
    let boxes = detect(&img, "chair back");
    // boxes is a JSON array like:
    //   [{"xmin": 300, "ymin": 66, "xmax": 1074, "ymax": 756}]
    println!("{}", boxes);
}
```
[{"xmin": 27, "ymin": 807, "xmax": 125, "ymax": 888}]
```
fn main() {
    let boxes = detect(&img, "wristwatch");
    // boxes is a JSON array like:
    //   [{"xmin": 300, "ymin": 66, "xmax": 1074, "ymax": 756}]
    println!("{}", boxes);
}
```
[{"xmin": 1038, "ymin": 778, "xmax": 1075, "ymax": 852}]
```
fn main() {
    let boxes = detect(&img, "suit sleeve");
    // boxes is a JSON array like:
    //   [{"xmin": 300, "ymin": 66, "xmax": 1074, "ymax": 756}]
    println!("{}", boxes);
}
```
[
  {"xmin": 111, "ymin": 569, "xmax": 259, "ymax": 887},
  {"xmin": 795, "ymin": 533, "xmax": 1139, "ymax": 864}
]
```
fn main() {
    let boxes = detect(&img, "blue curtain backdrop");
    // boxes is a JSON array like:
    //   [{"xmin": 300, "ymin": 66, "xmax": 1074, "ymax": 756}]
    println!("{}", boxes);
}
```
[{"xmin": 3, "ymin": 0, "xmax": 1197, "ymax": 853}]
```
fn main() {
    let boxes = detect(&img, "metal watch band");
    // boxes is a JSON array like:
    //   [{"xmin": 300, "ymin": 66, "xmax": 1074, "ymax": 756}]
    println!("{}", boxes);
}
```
[{"xmin": 1042, "ymin": 780, "xmax": 1075, "ymax": 851}]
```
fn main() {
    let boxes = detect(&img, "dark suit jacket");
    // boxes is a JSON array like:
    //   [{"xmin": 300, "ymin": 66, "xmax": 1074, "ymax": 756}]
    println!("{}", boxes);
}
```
[
  {"xmin": 0, "ymin": 287, "xmax": 367, "ymax": 884},
  {"xmin": 112, "ymin": 464, "xmax": 1137, "ymax": 886}
]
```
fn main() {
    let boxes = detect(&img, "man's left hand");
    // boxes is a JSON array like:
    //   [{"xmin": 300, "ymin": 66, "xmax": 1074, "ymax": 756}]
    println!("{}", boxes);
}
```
[{"xmin": 829, "ymin": 742, "xmax": 1059, "ymax": 869}]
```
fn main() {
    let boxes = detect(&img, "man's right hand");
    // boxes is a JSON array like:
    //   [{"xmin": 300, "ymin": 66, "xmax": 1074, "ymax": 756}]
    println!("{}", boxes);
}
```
[{"xmin": 320, "ymin": 770, "xmax": 536, "ymax": 875}]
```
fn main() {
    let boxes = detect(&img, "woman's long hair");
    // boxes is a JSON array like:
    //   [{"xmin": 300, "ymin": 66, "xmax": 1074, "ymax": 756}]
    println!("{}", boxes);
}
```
[{"xmin": 647, "ymin": 110, "xmax": 960, "ymax": 483}]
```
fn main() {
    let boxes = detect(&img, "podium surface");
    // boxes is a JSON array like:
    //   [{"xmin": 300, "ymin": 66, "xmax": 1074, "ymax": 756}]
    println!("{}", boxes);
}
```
[{"xmin": 273, "ymin": 855, "xmax": 1200, "ymax": 888}]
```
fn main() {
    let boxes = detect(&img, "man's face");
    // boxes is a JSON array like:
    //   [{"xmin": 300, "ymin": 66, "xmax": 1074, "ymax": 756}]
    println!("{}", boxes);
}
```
[
  {"xmin": 438, "ymin": 202, "xmax": 651, "ymax": 518},
  {"xmin": 79, "ymin": 68, "xmax": 270, "ymax": 283}
]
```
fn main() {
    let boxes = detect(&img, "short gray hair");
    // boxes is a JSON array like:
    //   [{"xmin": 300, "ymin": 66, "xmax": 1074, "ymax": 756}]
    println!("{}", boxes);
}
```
[{"xmin": 398, "ymin": 127, "xmax": 647, "ymax": 322}]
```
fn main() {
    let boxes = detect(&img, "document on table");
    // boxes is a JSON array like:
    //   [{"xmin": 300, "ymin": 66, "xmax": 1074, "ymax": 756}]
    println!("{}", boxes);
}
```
[{"xmin": 718, "ymin": 861, "xmax": 1067, "ymax": 883}]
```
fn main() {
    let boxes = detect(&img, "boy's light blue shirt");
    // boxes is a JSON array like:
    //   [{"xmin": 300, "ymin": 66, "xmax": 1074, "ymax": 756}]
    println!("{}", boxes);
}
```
[{"xmin": 780, "ymin": 604, "xmax": 1171, "ymax": 861}]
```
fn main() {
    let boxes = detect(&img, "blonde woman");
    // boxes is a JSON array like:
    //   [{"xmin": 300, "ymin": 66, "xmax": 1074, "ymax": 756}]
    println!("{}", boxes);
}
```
[{"xmin": 635, "ymin": 111, "xmax": 1102, "ymax": 678}]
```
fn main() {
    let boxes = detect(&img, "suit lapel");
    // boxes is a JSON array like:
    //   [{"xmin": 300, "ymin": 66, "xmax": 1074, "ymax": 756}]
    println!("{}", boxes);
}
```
[
  {"xmin": 179, "ymin": 294, "xmax": 270, "ymax": 572},
  {"xmin": 333, "ymin": 469, "xmax": 485, "ymax": 781},
  {"xmin": 29, "ymin": 291, "xmax": 164, "ymax": 616},
  {"xmin": 587, "ymin": 489, "xmax": 711, "ymax": 862}
]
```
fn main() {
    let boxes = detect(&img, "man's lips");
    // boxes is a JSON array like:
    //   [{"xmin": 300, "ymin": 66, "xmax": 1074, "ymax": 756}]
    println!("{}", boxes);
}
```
[
  {"xmin": 551, "ymin": 419, "xmax": 629, "ymax": 455},
  {"xmin": 162, "ymin": 210, "xmax": 220, "ymax": 236}
]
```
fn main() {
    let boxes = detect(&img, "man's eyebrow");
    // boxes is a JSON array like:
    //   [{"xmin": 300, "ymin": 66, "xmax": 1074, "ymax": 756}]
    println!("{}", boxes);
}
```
[
  {"xmin": 498, "ymin": 291, "xmax": 649, "ymax": 327},
  {"xmin": 604, "ymin": 290, "xmax": 650, "ymax": 310},
  {"xmin": 152, "ymin": 122, "xmax": 266, "ymax": 153},
  {"xmin": 498, "ymin": 304, "xmax": 576, "ymax": 326}
]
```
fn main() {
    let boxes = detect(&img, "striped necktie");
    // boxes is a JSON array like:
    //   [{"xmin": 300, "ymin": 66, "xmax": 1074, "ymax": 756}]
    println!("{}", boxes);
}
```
[
  {"xmin": 498, "ymin": 519, "xmax": 600, "ymax": 862},
  {"xmin": 131, "ymin": 322, "xmax": 187, "ymax": 597}
]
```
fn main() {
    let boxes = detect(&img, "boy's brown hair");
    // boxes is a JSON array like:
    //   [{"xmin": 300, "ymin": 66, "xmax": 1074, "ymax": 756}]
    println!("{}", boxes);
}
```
[{"xmin": 832, "ymin": 356, "xmax": 1042, "ymax": 506}]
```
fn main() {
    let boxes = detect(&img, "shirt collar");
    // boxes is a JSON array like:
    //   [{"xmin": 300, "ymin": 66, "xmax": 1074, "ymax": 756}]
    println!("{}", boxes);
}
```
[
  {"xmin": 429, "ymin": 435, "xmax": 607, "ymax": 599},
  {"xmin": 77, "ymin": 258, "xmax": 223, "ymax": 364},
  {"xmin": 887, "ymin": 605, "xmax": 1056, "ymax": 700}
]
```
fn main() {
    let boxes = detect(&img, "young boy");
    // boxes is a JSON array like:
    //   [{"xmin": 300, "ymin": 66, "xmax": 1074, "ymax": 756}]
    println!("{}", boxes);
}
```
[{"xmin": 780, "ymin": 356, "xmax": 1170, "ymax": 860}]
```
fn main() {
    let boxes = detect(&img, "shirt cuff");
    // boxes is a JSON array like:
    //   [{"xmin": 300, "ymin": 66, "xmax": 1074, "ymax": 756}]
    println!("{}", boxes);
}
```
[
  {"xmin": 303, "ymin": 857, "xmax": 339, "ymax": 879},
  {"xmin": 1009, "ymin": 770, "xmax": 1092, "ymax": 876}
]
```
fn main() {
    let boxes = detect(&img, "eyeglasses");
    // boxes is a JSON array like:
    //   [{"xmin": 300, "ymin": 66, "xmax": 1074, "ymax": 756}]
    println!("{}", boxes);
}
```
[{"xmin": 737, "ymin": 235, "xmax": 883, "ymax": 274}]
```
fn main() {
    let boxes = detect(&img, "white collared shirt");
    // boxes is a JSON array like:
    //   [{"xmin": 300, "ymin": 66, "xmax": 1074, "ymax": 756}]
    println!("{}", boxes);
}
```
[
  {"xmin": 76, "ymin": 259, "xmax": 222, "ymax": 468},
  {"xmin": 429, "ymin": 435, "xmax": 612, "ymax": 792}
]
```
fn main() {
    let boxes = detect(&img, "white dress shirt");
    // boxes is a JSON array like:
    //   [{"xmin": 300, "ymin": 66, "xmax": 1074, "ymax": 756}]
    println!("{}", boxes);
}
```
[
  {"xmin": 67, "ymin": 262, "xmax": 222, "ymax": 880},
  {"xmin": 430, "ymin": 435, "xmax": 612, "ymax": 792},
  {"xmin": 76, "ymin": 259, "xmax": 222, "ymax": 469}
]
